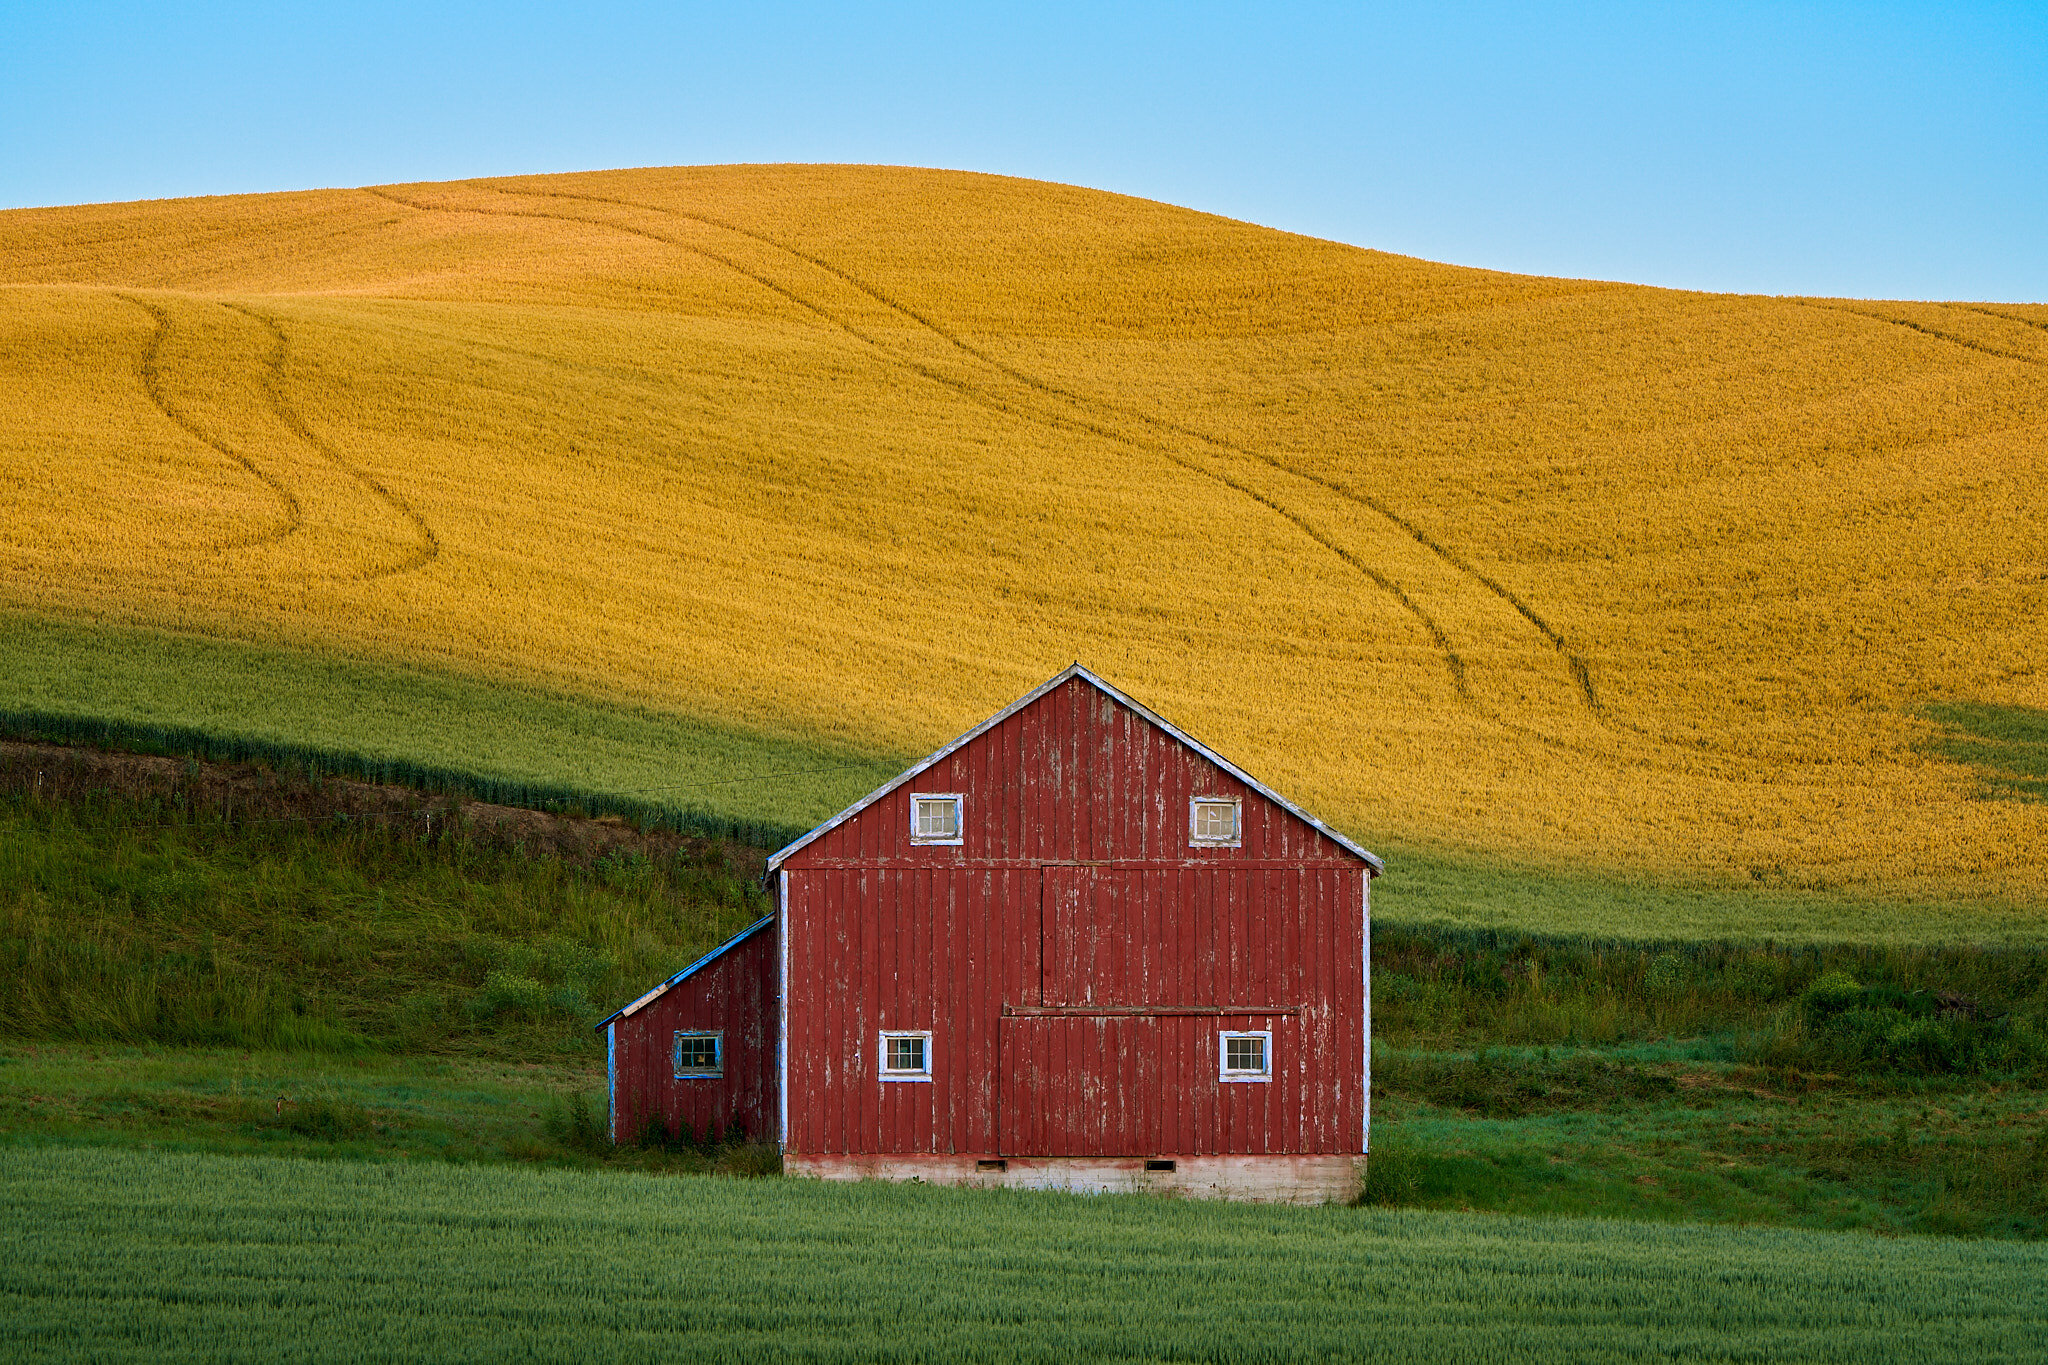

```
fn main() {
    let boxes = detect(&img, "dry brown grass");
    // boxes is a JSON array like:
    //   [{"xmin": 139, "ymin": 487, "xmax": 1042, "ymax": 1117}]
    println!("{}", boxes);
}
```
[{"xmin": 2, "ymin": 165, "xmax": 2045, "ymax": 920}]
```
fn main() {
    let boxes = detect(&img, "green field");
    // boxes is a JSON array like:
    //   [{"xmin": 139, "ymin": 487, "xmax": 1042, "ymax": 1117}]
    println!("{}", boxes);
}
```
[
  {"xmin": 3, "ymin": 729, "xmax": 2048, "ymax": 1357},
  {"xmin": 5, "ymin": 744, "xmax": 2046, "ymax": 1239},
  {"xmin": 6, "ymin": 612, "xmax": 2044, "ymax": 943},
  {"xmin": 0, "ymin": 612, "xmax": 899, "ymax": 847},
  {"xmin": 4, "ymin": 1145, "xmax": 2045, "ymax": 1363},
  {"xmin": 7, "ymin": 1034, "xmax": 2042, "ymax": 1241}
]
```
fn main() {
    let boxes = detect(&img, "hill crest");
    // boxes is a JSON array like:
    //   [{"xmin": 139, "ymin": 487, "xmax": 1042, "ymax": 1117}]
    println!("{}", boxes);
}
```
[{"xmin": 3, "ymin": 164, "xmax": 2044, "ymax": 930}]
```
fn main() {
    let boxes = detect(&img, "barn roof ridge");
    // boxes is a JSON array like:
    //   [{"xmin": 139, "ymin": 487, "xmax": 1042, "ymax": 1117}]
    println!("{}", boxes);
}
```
[
  {"xmin": 591, "ymin": 911, "xmax": 776, "ymax": 1031},
  {"xmin": 766, "ymin": 664, "xmax": 1382, "ymax": 873}
]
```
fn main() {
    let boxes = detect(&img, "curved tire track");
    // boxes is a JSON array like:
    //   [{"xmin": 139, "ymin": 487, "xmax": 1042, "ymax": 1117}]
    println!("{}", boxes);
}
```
[
  {"xmin": 519, "ymin": 185, "xmax": 1621, "ymax": 715},
  {"xmin": 118, "ymin": 293, "xmax": 304, "ymax": 552},
  {"xmin": 220, "ymin": 302, "xmax": 440, "ymax": 579},
  {"xmin": 1964, "ymin": 305, "xmax": 2048, "ymax": 338},
  {"xmin": 1803, "ymin": 300, "xmax": 2044, "ymax": 369},
  {"xmin": 390, "ymin": 184, "xmax": 1484, "ymax": 702}
]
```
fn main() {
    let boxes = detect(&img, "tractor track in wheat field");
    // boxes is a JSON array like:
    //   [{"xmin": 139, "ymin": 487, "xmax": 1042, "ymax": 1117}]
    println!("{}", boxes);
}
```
[
  {"xmin": 1803, "ymin": 300, "xmax": 2048, "ymax": 370},
  {"xmin": 119, "ymin": 293, "xmax": 304, "ymax": 554},
  {"xmin": 116, "ymin": 291, "xmax": 439, "ymax": 581},
  {"xmin": 220, "ymin": 302, "xmax": 440, "ymax": 580},
  {"xmin": 523, "ymin": 185, "xmax": 1617, "ymax": 723},
  {"xmin": 361, "ymin": 182, "xmax": 1650, "ymax": 755}
]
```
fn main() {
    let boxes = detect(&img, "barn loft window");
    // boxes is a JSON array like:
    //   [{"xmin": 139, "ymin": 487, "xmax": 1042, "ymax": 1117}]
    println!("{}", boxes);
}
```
[
  {"xmin": 1218, "ymin": 1030, "xmax": 1272, "ymax": 1082},
  {"xmin": 1189, "ymin": 797, "xmax": 1242, "ymax": 847},
  {"xmin": 879, "ymin": 1030, "xmax": 934, "ymax": 1081},
  {"xmin": 909, "ymin": 794, "xmax": 964, "ymax": 845},
  {"xmin": 673, "ymin": 1030, "xmax": 723, "ymax": 1079}
]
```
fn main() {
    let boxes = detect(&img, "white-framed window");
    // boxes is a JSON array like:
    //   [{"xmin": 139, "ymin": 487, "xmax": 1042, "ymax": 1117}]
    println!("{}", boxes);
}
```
[
  {"xmin": 1218, "ymin": 1030, "xmax": 1272, "ymax": 1082},
  {"xmin": 674, "ymin": 1030, "xmax": 723, "ymax": 1079},
  {"xmin": 879, "ymin": 1030, "xmax": 934, "ymax": 1082},
  {"xmin": 909, "ymin": 793, "xmax": 964, "ymax": 845},
  {"xmin": 1189, "ymin": 796, "xmax": 1242, "ymax": 847}
]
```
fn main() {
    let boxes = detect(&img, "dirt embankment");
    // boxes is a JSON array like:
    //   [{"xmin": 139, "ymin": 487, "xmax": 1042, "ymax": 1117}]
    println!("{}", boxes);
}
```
[{"xmin": 0, "ymin": 739, "xmax": 770, "ymax": 876}]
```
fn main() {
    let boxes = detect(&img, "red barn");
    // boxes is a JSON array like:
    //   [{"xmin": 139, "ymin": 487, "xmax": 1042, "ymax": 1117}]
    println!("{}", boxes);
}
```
[{"xmin": 598, "ymin": 665, "xmax": 1380, "ymax": 1202}]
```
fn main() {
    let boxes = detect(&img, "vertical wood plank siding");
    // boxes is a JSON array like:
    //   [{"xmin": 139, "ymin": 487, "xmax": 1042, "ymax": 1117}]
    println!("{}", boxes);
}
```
[
  {"xmin": 781, "ymin": 675, "xmax": 1369, "ymax": 1159},
  {"xmin": 610, "ymin": 925, "xmax": 778, "ymax": 1146}
]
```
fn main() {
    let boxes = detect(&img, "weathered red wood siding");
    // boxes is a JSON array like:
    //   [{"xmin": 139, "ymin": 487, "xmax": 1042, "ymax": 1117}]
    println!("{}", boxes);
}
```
[
  {"xmin": 610, "ymin": 924, "xmax": 778, "ymax": 1146},
  {"xmin": 780, "ymin": 675, "xmax": 1368, "ymax": 1159}
]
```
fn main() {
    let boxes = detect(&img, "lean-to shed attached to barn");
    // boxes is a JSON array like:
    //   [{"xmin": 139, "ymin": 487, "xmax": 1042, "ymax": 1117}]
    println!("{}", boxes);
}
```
[{"xmin": 598, "ymin": 664, "xmax": 1380, "ymax": 1202}]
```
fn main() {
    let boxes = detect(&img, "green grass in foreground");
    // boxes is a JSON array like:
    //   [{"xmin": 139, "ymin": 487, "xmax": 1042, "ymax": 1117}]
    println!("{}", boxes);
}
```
[
  {"xmin": 0, "ymin": 1044, "xmax": 597, "ymax": 1166},
  {"xmin": 6, "ymin": 1146, "xmax": 2046, "ymax": 1364},
  {"xmin": 0, "ymin": 612, "xmax": 900, "ymax": 845},
  {"xmin": 1368, "ymin": 1048, "xmax": 2048, "ymax": 1239},
  {"xmin": 7, "ymin": 1039, "xmax": 2043, "ymax": 1242}
]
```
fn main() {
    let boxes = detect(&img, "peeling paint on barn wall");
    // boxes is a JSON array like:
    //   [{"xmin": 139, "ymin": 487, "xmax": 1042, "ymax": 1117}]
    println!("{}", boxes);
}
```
[
  {"xmin": 773, "ymin": 666, "xmax": 1377, "ymax": 1174},
  {"xmin": 599, "ymin": 915, "xmax": 779, "ymax": 1146},
  {"xmin": 1362, "ymin": 873, "xmax": 1371, "ymax": 1153},
  {"xmin": 598, "ymin": 666, "xmax": 1378, "ymax": 1200},
  {"xmin": 778, "ymin": 870, "xmax": 790, "ymax": 1150}
]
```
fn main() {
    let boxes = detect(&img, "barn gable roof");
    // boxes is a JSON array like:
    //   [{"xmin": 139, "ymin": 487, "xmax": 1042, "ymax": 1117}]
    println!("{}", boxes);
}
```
[
  {"xmin": 767, "ymin": 664, "xmax": 1382, "ymax": 874},
  {"xmin": 591, "ymin": 911, "xmax": 775, "ymax": 1031}
]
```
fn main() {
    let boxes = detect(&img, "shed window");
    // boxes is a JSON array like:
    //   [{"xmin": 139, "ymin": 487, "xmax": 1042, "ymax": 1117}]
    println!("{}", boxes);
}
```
[
  {"xmin": 1189, "ymin": 797, "xmax": 1241, "ymax": 846},
  {"xmin": 1218, "ymin": 1030, "xmax": 1272, "ymax": 1082},
  {"xmin": 879, "ymin": 1030, "xmax": 933, "ymax": 1081},
  {"xmin": 910, "ymin": 794, "xmax": 963, "ymax": 845},
  {"xmin": 674, "ymin": 1030, "xmax": 723, "ymax": 1078}
]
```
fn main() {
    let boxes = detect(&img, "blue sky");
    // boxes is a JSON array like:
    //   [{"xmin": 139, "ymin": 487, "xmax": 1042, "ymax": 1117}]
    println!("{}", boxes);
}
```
[{"xmin": 5, "ymin": 2, "xmax": 2044, "ymax": 300}]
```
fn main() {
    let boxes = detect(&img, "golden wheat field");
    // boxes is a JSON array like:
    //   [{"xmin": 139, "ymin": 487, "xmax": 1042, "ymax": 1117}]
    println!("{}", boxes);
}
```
[{"xmin": 2, "ymin": 165, "xmax": 2045, "ymax": 919}]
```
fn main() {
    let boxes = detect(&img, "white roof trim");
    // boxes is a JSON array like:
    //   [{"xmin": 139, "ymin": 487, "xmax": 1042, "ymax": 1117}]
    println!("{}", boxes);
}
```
[{"xmin": 766, "ymin": 664, "xmax": 1382, "ymax": 874}]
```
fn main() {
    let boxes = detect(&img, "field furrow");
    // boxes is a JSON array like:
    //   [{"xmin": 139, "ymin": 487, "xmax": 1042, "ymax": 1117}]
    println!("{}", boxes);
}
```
[
  {"xmin": 120, "ymin": 293, "xmax": 304, "ymax": 552},
  {"xmin": 485, "ymin": 181, "xmax": 1609, "ymax": 744},
  {"xmin": 223, "ymin": 302, "xmax": 441, "ymax": 580}
]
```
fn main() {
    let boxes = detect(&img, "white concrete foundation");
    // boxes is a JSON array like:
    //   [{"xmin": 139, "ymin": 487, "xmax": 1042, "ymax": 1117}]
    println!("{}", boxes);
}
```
[{"xmin": 783, "ymin": 1153, "xmax": 1364, "ymax": 1204}]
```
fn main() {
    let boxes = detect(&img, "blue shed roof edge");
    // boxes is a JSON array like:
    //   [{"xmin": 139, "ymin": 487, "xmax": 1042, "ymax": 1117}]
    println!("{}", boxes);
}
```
[{"xmin": 592, "ymin": 911, "xmax": 777, "ymax": 1031}]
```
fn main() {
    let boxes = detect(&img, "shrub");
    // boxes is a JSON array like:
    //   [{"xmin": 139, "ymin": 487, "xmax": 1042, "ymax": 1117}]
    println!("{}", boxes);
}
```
[
  {"xmin": 470, "ymin": 970, "xmax": 550, "ymax": 1021},
  {"xmin": 1787, "ymin": 974, "xmax": 2048, "ymax": 1076}
]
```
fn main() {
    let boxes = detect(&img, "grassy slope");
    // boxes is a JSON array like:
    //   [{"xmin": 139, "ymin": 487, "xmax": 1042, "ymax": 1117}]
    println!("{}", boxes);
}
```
[
  {"xmin": 6, "ymin": 762, "xmax": 2044, "ymax": 1238},
  {"xmin": 0, "ymin": 1046, "xmax": 600, "ymax": 1166},
  {"xmin": 9, "ymin": 610, "xmax": 2042, "ymax": 939},
  {"xmin": 0, "ymin": 755, "xmax": 774, "ymax": 1058},
  {"xmin": 9, "ymin": 1036, "xmax": 2041, "ymax": 1241},
  {"xmin": 0, "ymin": 612, "xmax": 898, "ymax": 843},
  {"xmin": 1367, "ymin": 1047, "xmax": 2048, "ymax": 1239},
  {"xmin": 8, "ymin": 1146, "xmax": 2047, "ymax": 1363},
  {"xmin": 2, "ymin": 166, "xmax": 2046, "ymax": 938}
]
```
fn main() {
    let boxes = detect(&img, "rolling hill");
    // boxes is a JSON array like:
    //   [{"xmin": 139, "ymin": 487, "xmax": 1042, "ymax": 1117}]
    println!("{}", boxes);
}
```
[{"xmin": 3, "ymin": 164, "xmax": 2045, "ymax": 938}]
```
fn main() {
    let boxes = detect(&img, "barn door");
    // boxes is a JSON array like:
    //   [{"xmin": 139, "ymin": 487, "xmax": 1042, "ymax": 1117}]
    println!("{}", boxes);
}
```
[
  {"xmin": 998, "ymin": 1014, "xmax": 1162, "ymax": 1156},
  {"xmin": 998, "ymin": 866, "xmax": 1229, "ymax": 1156}
]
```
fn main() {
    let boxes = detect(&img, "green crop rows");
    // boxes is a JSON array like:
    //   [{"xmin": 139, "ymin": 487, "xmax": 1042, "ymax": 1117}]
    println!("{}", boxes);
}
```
[
  {"xmin": 0, "ymin": 613, "xmax": 900, "ymax": 848},
  {"xmin": 4, "ymin": 1147, "xmax": 2045, "ymax": 1363},
  {"xmin": 11, "ymin": 613, "xmax": 2048, "ymax": 943}
]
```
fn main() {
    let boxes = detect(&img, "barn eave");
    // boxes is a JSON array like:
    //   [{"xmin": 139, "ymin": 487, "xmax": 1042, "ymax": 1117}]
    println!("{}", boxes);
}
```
[
  {"xmin": 766, "ymin": 663, "xmax": 1383, "ymax": 874},
  {"xmin": 591, "ymin": 911, "xmax": 777, "ymax": 1031}
]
